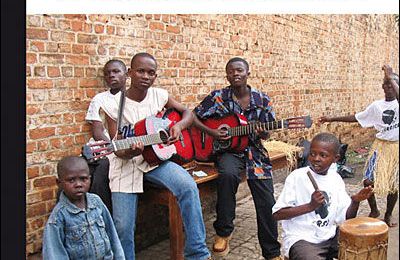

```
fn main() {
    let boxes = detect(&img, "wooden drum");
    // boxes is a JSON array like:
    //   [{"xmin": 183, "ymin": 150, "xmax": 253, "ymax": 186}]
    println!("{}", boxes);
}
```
[{"xmin": 338, "ymin": 217, "xmax": 388, "ymax": 260}]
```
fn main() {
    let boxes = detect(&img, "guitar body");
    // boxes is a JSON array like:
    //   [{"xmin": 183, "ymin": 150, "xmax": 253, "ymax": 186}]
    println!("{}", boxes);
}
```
[
  {"xmin": 190, "ymin": 113, "xmax": 249, "ymax": 162},
  {"xmin": 158, "ymin": 109, "xmax": 195, "ymax": 165},
  {"xmin": 134, "ymin": 109, "xmax": 194, "ymax": 166}
]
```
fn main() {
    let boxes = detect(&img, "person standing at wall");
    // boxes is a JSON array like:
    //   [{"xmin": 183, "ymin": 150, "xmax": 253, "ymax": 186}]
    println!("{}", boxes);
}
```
[
  {"xmin": 318, "ymin": 65, "xmax": 399, "ymax": 227},
  {"xmin": 192, "ymin": 57, "xmax": 282, "ymax": 259},
  {"xmin": 85, "ymin": 59, "xmax": 128, "ymax": 213}
]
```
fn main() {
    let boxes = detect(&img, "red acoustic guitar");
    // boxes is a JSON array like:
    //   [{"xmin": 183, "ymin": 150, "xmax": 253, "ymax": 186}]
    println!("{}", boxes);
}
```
[
  {"xmin": 190, "ymin": 113, "xmax": 312, "ymax": 162},
  {"xmin": 82, "ymin": 109, "xmax": 194, "ymax": 166}
]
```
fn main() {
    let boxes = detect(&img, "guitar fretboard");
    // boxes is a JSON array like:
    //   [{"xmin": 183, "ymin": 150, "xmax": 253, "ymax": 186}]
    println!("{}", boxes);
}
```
[
  {"xmin": 228, "ymin": 120, "xmax": 285, "ymax": 137},
  {"xmin": 112, "ymin": 133, "xmax": 164, "ymax": 151}
]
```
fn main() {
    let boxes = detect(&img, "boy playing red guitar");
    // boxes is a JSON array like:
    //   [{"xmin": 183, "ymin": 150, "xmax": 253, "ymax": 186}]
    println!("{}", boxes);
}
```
[
  {"xmin": 193, "ymin": 57, "xmax": 282, "ymax": 260},
  {"xmin": 101, "ymin": 53, "xmax": 211, "ymax": 260}
]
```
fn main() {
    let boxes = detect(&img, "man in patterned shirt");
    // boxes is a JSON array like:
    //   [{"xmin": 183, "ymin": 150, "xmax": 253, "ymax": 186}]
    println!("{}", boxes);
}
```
[{"xmin": 193, "ymin": 57, "xmax": 282, "ymax": 259}]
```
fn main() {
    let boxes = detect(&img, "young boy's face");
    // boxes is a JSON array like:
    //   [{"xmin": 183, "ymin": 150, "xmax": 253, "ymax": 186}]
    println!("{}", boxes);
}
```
[
  {"xmin": 58, "ymin": 163, "xmax": 91, "ymax": 203},
  {"xmin": 103, "ymin": 62, "xmax": 127, "ymax": 91},
  {"xmin": 308, "ymin": 140, "xmax": 340, "ymax": 175},
  {"xmin": 226, "ymin": 61, "xmax": 250, "ymax": 88},
  {"xmin": 129, "ymin": 56, "xmax": 157, "ymax": 91}
]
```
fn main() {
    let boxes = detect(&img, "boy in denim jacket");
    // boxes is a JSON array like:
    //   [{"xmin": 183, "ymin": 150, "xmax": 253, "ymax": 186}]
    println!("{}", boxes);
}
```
[{"xmin": 42, "ymin": 156, "xmax": 125, "ymax": 260}]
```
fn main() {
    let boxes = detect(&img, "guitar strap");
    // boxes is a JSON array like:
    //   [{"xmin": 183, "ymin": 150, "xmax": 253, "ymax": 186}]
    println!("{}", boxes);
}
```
[{"xmin": 114, "ymin": 90, "xmax": 126, "ymax": 139}]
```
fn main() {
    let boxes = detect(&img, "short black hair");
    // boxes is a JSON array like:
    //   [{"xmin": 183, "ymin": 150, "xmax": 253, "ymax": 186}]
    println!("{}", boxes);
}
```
[
  {"xmin": 311, "ymin": 132, "xmax": 340, "ymax": 154},
  {"xmin": 131, "ymin": 52, "xmax": 157, "ymax": 68},
  {"xmin": 104, "ymin": 59, "xmax": 127, "ymax": 72},
  {"xmin": 57, "ymin": 156, "xmax": 89, "ymax": 179},
  {"xmin": 225, "ymin": 57, "xmax": 249, "ymax": 72}
]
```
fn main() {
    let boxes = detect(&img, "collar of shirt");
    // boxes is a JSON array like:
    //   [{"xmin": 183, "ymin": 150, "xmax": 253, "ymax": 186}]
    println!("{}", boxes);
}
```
[{"xmin": 59, "ymin": 191, "xmax": 96, "ymax": 214}]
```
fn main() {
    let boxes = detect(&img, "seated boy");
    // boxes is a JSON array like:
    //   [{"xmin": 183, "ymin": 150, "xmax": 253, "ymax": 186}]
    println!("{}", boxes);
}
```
[
  {"xmin": 42, "ymin": 156, "xmax": 124, "ymax": 260},
  {"xmin": 272, "ymin": 133, "xmax": 373, "ymax": 260}
]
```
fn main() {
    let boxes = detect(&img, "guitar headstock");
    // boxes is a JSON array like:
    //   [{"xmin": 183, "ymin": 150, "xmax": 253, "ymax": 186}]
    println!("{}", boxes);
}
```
[
  {"xmin": 284, "ymin": 115, "xmax": 313, "ymax": 129},
  {"xmin": 81, "ymin": 140, "xmax": 113, "ymax": 162}
]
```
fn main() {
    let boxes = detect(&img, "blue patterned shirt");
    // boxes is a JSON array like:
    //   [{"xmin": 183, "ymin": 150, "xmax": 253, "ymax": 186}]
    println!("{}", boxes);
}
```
[{"xmin": 194, "ymin": 86, "xmax": 276, "ymax": 179}]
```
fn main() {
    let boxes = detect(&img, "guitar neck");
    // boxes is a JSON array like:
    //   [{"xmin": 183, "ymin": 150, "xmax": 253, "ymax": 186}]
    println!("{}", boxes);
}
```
[
  {"xmin": 228, "ymin": 120, "xmax": 285, "ymax": 137},
  {"xmin": 112, "ymin": 133, "xmax": 164, "ymax": 151}
]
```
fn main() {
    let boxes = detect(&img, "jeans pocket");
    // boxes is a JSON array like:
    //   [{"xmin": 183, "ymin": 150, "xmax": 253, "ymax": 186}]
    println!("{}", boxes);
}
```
[{"xmin": 65, "ymin": 226, "xmax": 88, "ymax": 259}]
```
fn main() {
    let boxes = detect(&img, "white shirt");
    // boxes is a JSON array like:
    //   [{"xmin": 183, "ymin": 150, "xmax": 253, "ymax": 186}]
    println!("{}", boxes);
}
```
[
  {"xmin": 272, "ymin": 166, "xmax": 351, "ymax": 258},
  {"xmin": 85, "ymin": 90, "xmax": 118, "ymax": 140},
  {"xmin": 100, "ymin": 87, "xmax": 169, "ymax": 193},
  {"xmin": 355, "ymin": 99, "xmax": 399, "ymax": 141}
]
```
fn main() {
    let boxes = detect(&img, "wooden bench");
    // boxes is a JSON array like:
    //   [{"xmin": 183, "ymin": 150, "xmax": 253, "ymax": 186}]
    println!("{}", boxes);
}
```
[{"xmin": 144, "ymin": 150, "xmax": 300, "ymax": 260}]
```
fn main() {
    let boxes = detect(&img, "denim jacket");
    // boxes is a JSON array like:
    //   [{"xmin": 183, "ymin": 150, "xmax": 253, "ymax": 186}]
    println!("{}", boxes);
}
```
[{"xmin": 43, "ymin": 192, "xmax": 125, "ymax": 260}]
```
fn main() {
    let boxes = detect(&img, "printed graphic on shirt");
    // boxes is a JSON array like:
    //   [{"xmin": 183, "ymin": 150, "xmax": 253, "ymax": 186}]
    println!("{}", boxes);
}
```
[
  {"xmin": 382, "ymin": 109, "xmax": 395, "ymax": 125},
  {"xmin": 381, "ymin": 109, "xmax": 399, "ymax": 134}
]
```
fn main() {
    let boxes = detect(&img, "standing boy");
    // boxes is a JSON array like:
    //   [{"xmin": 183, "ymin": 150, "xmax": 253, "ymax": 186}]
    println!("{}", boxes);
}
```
[
  {"xmin": 43, "ymin": 156, "xmax": 124, "ymax": 260},
  {"xmin": 272, "ymin": 133, "xmax": 373, "ymax": 260},
  {"xmin": 318, "ymin": 65, "xmax": 399, "ymax": 227},
  {"xmin": 85, "ymin": 59, "xmax": 128, "ymax": 212},
  {"xmin": 192, "ymin": 57, "xmax": 281, "ymax": 259},
  {"xmin": 102, "ymin": 53, "xmax": 211, "ymax": 260}
]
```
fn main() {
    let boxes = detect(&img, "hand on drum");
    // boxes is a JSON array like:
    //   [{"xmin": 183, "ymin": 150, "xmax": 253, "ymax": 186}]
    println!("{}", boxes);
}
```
[{"xmin": 351, "ymin": 186, "xmax": 374, "ymax": 202}]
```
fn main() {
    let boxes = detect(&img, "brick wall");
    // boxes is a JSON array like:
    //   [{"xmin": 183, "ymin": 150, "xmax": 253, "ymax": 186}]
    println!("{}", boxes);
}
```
[{"xmin": 26, "ymin": 14, "xmax": 399, "ymax": 254}]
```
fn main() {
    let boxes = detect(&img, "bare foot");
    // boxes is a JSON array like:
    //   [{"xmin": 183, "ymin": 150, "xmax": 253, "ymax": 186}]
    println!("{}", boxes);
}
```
[
  {"xmin": 368, "ymin": 210, "xmax": 380, "ymax": 218},
  {"xmin": 384, "ymin": 214, "xmax": 398, "ymax": 228}
]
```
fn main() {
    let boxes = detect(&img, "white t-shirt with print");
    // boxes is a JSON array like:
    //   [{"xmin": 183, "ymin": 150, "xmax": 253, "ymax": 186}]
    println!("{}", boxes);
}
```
[
  {"xmin": 100, "ymin": 87, "xmax": 169, "ymax": 193},
  {"xmin": 355, "ymin": 99, "xmax": 399, "ymax": 141},
  {"xmin": 272, "ymin": 166, "xmax": 351, "ymax": 258}
]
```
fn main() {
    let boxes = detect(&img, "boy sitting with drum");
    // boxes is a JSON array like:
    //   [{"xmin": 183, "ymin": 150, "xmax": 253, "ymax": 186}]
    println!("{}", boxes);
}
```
[{"xmin": 272, "ymin": 133, "xmax": 373, "ymax": 260}]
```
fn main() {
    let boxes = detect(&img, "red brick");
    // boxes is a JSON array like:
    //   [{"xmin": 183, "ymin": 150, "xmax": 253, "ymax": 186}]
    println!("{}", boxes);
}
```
[
  {"xmin": 106, "ymin": 25, "xmax": 115, "ymax": 34},
  {"xmin": 27, "ymin": 217, "xmax": 45, "ymax": 230},
  {"xmin": 71, "ymin": 20, "xmax": 83, "ymax": 31},
  {"xmin": 27, "ymin": 166, "xmax": 40, "ymax": 179},
  {"xmin": 62, "ymin": 67, "xmax": 73, "ymax": 77},
  {"xmin": 27, "ymin": 28, "xmax": 48, "ymax": 40},
  {"xmin": 26, "ymin": 104, "xmax": 41, "ymax": 115},
  {"xmin": 65, "ymin": 55, "xmax": 89, "ymax": 65},
  {"xmin": 94, "ymin": 24, "xmax": 105, "ymax": 33},
  {"xmin": 39, "ymin": 54, "xmax": 64, "ymax": 64},
  {"xmin": 85, "ymin": 67, "xmax": 97, "ymax": 77},
  {"xmin": 41, "ymin": 189, "xmax": 56, "ymax": 200},
  {"xmin": 58, "ymin": 43, "xmax": 72, "ymax": 53},
  {"xmin": 72, "ymin": 44, "xmax": 84, "ymax": 54},
  {"xmin": 47, "ymin": 66, "xmax": 61, "ymax": 77},
  {"xmin": 149, "ymin": 22, "xmax": 165, "ymax": 31},
  {"xmin": 166, "ymin": 25, "xmax": 180, "ymax": 34},
  {"xmin": 30, "ymin": 41, "xmax": 45, "ymax": 52},
  {"xmin": 26, "ymin": 202, "xmax": 47, "ymax": 218},
  {"xmin": 41, "ymin": 164, "xmax": 55, "ymax": 176},
  {"xmin": 33, "ymin": 175, "xmax": 57, "ymax": 188},
  {"xmin": 26, "ymin": 53, "xmax": 37, "ymax": 64},
  {"xmin": 57, "ymin": 125, "xmax": 81, "ymax": 135},
  {"xmin": 27, "ymin": 79, "xmax": 53, "ymax": 89},
  {"xmin": 80, "ymin": 78, "xmax": 101, "ymax": 88},
  {"xmin": 74, "ymin": 67, "xmax": 85, "ymax": 77},
  {"xmin": 75, "ymin": 134, "xmax": 88, "ymax": 145},
  {"xmin": 29, "ymin": 127, "xmax": 55, "ymax": 139},
  {"xmin": 34, "ymin": 66, "xmax": 46, "ymax": 77},
  {"xmin": 77, "ymin": 34, "xmax": 98, "ymax": 44},
  {"xmin": 37, "ymin": 140, "xmax": 49, "ymax": 151},
  {"xmin": 51, "ymin": 31, "xmax": 75, "ymax": 42},
  {"xmin": 64, "ymin": 14, "xmax": 87, "ymax": 20},
  {"xmin": 50, "ymin": 138, "xmax": 62, "ymax": 149}
]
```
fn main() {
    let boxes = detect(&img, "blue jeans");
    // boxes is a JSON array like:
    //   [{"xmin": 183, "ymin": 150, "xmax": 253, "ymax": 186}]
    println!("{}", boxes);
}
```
[{"xmin": 112, "ymin": 161, "xmax": 210, "ymax": 260}]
